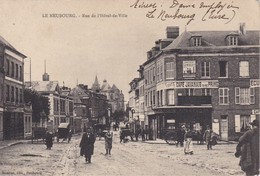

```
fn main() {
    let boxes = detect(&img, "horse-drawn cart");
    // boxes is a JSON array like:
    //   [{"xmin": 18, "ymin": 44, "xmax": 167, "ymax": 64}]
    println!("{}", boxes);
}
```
[{"xmin": 56, "ymin": 123, "xmax": 72, "ymax": 143}]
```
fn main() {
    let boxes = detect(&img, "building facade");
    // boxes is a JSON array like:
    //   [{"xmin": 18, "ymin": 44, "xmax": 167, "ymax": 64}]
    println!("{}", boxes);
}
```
[
  {"xmin": 0, "ymin": 37, "xmax": 32, "ymax": 140},
  {"xmin": 92, "ymin": 76, "xmax": 125, "ymax": 113},
  {"xmin": 129, "ymin": 25, "xmax": 260, "ymax": 141},
  {"xmin": 70, "ymin": 84, "xmax": 110, "ymax": 129}
]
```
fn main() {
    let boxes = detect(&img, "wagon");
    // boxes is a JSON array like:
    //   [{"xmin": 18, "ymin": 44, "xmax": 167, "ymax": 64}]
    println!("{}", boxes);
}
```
[
  {"xmin": 162, "ymin": 129, "xmax": 204, "ymax": 145},
  {"xmin": 56, "ymin": 123, "xmax": 72, "ymax": 143},
  {"xmin": 32, "ymin": 127, "xmax": 47, "ymax": 143}
]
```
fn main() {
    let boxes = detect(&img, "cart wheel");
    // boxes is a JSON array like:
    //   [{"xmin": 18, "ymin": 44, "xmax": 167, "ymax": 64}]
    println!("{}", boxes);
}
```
[{"xmin": 165, "ymin": 132, "xmax": 177, "ymax": 145}]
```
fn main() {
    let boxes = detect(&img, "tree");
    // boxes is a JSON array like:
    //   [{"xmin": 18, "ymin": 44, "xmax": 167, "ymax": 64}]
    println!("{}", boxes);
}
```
[
  {"xmin": 24, "ymin": 88, "xmax": 50, "ymax": 123},
  {"xmin": 112, "ymin": 110, "xmax": 125, "ymax": 123}
]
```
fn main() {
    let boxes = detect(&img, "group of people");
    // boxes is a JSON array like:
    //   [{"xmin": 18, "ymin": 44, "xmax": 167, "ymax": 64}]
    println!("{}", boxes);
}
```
[
  {"xmin": 175, "ymin": 125, "xmax": 218, "ymax": 154},
  {"xmin": 134, "ymin": 127, "xmax": 153, "ymax": 141}
]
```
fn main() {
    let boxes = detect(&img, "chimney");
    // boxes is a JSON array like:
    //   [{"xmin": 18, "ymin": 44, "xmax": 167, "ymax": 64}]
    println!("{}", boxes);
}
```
[
  {"xmin": 166, "ymin": 26, "xmax": 179, "ymax": 39},
  {"xmin": 239, "ymin": 23, "xmax": 246, "ymax": 35},
  {"xmin": 147, "ymin": 50, "xmax": 152, "ymax": 60}
]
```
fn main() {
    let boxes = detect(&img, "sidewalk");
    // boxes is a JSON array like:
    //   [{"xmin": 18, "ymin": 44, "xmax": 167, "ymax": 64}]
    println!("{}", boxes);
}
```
[
  {"xmin": 0, "ymin": 140, "xmax": 32, "ymax": 150},
  {"xmin": 144, "ymin": 138, "xmax": 238, "ymax": 145}
]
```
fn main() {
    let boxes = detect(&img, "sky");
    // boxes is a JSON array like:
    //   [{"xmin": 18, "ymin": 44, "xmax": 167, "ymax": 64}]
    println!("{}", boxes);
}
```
[{"xmin": 0, "ymin": 0, "xmax": 259, "ymax": 101}]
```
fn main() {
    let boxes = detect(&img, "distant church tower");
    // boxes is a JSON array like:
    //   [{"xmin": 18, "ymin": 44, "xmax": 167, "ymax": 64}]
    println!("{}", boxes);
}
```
[
  {"xmin": 91, "ymin": 75, "xmax": 100, "ymax": 92},
  {"xmin": 42, "ymin": 60, "xmax": 50, "ymax": 81}
]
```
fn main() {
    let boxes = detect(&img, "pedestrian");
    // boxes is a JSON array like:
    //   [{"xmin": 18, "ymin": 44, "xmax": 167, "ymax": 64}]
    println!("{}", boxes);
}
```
[
  {"xmin": 135, "ymin": 128, "xmax": 140, "ymax": 141},
  {"xmin": 176, "ymin": 125, "xmax": 185, "ymax": 147},
  {"xmin": 67, "ymin": 130, "xmax": 72, "ymax": 143},
  {"xmin": 203, "ymin": 125, "xmax": 213, "ymax": 150},
  {"xmin": 145, "ymin": 127, "xmax": 149, "ymax": 140},
  {"xmin": 119, "ymin": 130, "xmax": 124, "ymax": 143},
  {"xmin": 45, "ymin": 131, "xmax": 53, "ymax": 150},
  {"xmin": 235, "ymin": 119, "xmax": 259, "ymax": 176},
  {"xmin": 79, "ymin": 128, "xmax": 96, "ymax": 163},
  {"xmin": 184, "ymin": 127, "xmax": 193, "ymax": 155},
  {"xmin": 141, "ymin": 128, "xmax": 145, "ymax": 141},
  {"xmin": 105, "ymin": 130, "xmax": 113, "ymax": 155}
]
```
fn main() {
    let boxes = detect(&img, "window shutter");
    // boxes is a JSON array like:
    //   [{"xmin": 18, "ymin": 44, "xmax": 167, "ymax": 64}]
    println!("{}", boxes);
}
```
[
  {"xmin": 235, "ymin": 87, "xmax": 240, "ymax": 104},
  {"xmin": 235, "ymin": 115, "xmax": 240, "ymax": 132},
  {"xmin": 250, "ymin": 88, "xmax": 255, "ymax": 104},
  {"xmin": 250, "ymin": 115, "xmax": 256, "ymax": 122}
]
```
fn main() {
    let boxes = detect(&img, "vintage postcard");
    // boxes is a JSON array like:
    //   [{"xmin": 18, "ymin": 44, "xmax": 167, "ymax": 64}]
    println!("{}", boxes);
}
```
[{"xmin": 0, "ymin": 0, "xmax": 259, "ymax": 176}]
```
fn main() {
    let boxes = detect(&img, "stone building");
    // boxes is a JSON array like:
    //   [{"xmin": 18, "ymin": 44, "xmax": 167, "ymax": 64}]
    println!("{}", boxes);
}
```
[
  {"xmin": 26, "ymin": 69, "xmax": 74, "ymax": 133},
  {"xmin": 0, "ymin": 35, "xmax": 32, "ymax": 140},
  {"xmin": 129, "ymin": 25, "xmax": 259, "ymax": 141},
  {"xmin": 92, "ymin": 76, "xmax": 125, "ymax": 113},
  {"xmin": 70, "ymin": 84, "xmax": 110, "ymax": 129}
]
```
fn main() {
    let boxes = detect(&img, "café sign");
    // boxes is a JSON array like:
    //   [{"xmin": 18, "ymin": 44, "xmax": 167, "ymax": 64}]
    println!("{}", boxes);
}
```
[
  {"xmin": 160, "ymin": 80, "xmax": 219, "ymax": 89},
  {"xmin": 250, "ymin": 79, "xmax": 260, "ymax": 87}
]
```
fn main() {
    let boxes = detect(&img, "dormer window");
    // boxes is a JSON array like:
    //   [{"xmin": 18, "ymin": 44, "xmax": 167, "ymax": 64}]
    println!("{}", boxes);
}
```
[
  {"xmin": 190, "ymin": 36, "xmax": 202, "ymax": 46},
  {"xmin": 226, "ymin": 33, "xmax": 239, "ymax": 46},
  {"xmin": 229, "ymin": 36, "xmax": 238, "ymax": 45}
]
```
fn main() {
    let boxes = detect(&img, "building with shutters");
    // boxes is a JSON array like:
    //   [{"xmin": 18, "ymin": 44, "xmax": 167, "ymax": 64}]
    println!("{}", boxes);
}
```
[{"xmin": 129, "ymin": 24, "xmax": 259, "ymax": 141}]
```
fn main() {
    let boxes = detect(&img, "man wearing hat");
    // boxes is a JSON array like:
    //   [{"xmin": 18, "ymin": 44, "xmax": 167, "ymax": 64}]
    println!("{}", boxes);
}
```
[
  {"xmin": 235, "ymin": 119, "xmax": 259, "ymax": 176},
  {"xmin": 79, "ymin": 127, "xmax": 96, "ymax": 163}
]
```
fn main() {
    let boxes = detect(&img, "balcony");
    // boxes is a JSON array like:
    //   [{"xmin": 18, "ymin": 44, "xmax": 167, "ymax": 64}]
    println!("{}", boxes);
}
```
[{"xmin": 177, "ymin": 96, "xmax": 212, "ymax": 106}]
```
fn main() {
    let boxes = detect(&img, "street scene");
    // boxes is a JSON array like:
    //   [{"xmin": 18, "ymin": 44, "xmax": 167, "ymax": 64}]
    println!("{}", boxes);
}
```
[
  {"xmin": 0, "ymin": 0, "xmax": 260, "ymax": 176},
  {"xmin": 0, "ymin": 128, "xmax": 244, "ymax": 176}
]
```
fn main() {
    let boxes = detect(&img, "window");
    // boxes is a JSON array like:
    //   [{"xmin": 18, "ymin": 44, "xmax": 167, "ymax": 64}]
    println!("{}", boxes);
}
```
[
  {"xmin": 201, "ymin": 89, "xmax": 211, "ymax": 96},
  {"xmin": 229, "ymin": 36, "xmax": 238, "ymax": 45},
  {"xmin": 11, "ymin": 62, "xmax": 14, "ymax": 77},
  {"xmin": 235, "ymin": 87, "xmax": 255, "ymax": 105},
  {"xmin": 153, "ymin": 67, "xmax": 156, "ymax": 82},
  {"xmin": 185, "ymin": 89, "xmax": 194, "ymax": 96},
  {"xmin": 219, "ymin": 88, "xmax": 229, "ymax": 105},
  {"xmin": 11, "ymin": 86, "xmax": 14, "ymax": 102},
  {"xmin": 167, "ymin": 89, "xmax": 174, "ymax": 105},
  {"xmin": 153, "ymin": 90, "xmax": 155, "ymax": 106},
  {"xmin": 19, "ymin": 66, "xmax": 23, "ymax": 81},
  {"xmin": 20, "ymin": 88, "xmax": 23, "ymax": 103},
  {"xmin": 157, "ymin": 91, "xmax": 160, "ymax": 106},
  {"xmin": 15, "ymin": 87, "xmax": 18, "ymax": 103},
  {"xmin": 201, "ymin": 61, "xmax": 210, "ymax": 77},
  {"xmin": 219, "ymin": 61, "xmax": 228, "ymax": 77},
  {"xmin": 193, "ymin": 37, "xmax": 201, "ymax": 46},
  {"xmin": 6, "ymin": 85, "xmax": 10, "ymax": 102},
  {"xmin": 160, "ymin": 64, "xmax": 163, "ymax": 81},
  {"xmin": 239, "ymin": 61, "xmax": 249, "ymax": 77},
  {"xmin": 15, "ymin": 64, "xmax": 18, "ymax": 79},
  {"xmin": 6, "ymin": 60, "xmax": 10, "ymax": 76},
  {"xmin": 166, "ymin": 62, "xmax": 174, "ymax": 79}
]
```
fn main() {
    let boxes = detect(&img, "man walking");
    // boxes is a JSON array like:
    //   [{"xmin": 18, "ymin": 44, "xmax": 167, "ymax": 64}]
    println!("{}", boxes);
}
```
[
  {"xmin": 80, "ymin": 128, "xmax": 96, "ymax": 163},
  {"xmin": 235, "ymin": 119, "xmax": 259, "ymax": 176}
]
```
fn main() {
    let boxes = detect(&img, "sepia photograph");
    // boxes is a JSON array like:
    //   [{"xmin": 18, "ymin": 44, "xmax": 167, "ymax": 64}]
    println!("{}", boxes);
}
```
[{"xmin": 0, "ymin": 0, "xmax": 259, "ymax": 175}]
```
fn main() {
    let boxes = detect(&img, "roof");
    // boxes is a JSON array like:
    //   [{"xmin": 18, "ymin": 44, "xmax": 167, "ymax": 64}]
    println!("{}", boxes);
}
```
[
  {"xmin": 111, "ymin": 84, "xmax": 119, "ymax": 90},
  {"xmin": 101, "ymin": 80, "xmax": 111, "ymax": 91},
  {"xmin": 0, "ymin": 35, "xmax": 27, "ymax": 58},
  {"xmin": 0, "ymin": 35, "xmax": 16, "ymax": 50},
  {"xmin": 26, "ymin": 81, "xmax": 60, "ymax": 93},
  {"xmin": 163, "ymin": 30, "xmax": 260, "ymax": 50}
]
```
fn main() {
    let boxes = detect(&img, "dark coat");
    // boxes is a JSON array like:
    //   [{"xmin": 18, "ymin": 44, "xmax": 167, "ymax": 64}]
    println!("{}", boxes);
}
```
[
  {"xmin": 79, "ymin": 132, "xmax": 95, "ymax": 156},
  {"xmin": 45, "ymin": 132, "xmax": 53, "ymax": 148},
  {"xmin": 236, "ymin": 128, "xmax": 259, "ymax": 175},
  {"xmin": 176, "ymin": 128, "xmax": 185, "ymax": 141}
]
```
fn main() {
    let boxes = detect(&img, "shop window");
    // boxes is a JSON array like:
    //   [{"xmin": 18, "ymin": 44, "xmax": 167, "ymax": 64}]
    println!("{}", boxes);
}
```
[
  {"xmin": 185, "ymin": 89, "xmax": 194, "ymax": 96},
  {"xmin": 201, "ymin": 89, "xmax": 211, "ymax": 96}
]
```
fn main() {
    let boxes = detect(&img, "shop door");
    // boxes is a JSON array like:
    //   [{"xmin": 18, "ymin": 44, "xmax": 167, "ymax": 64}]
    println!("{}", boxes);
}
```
[{"xmin": 220, "ymin": 116, "xmax": 228, "ymax": 141}]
